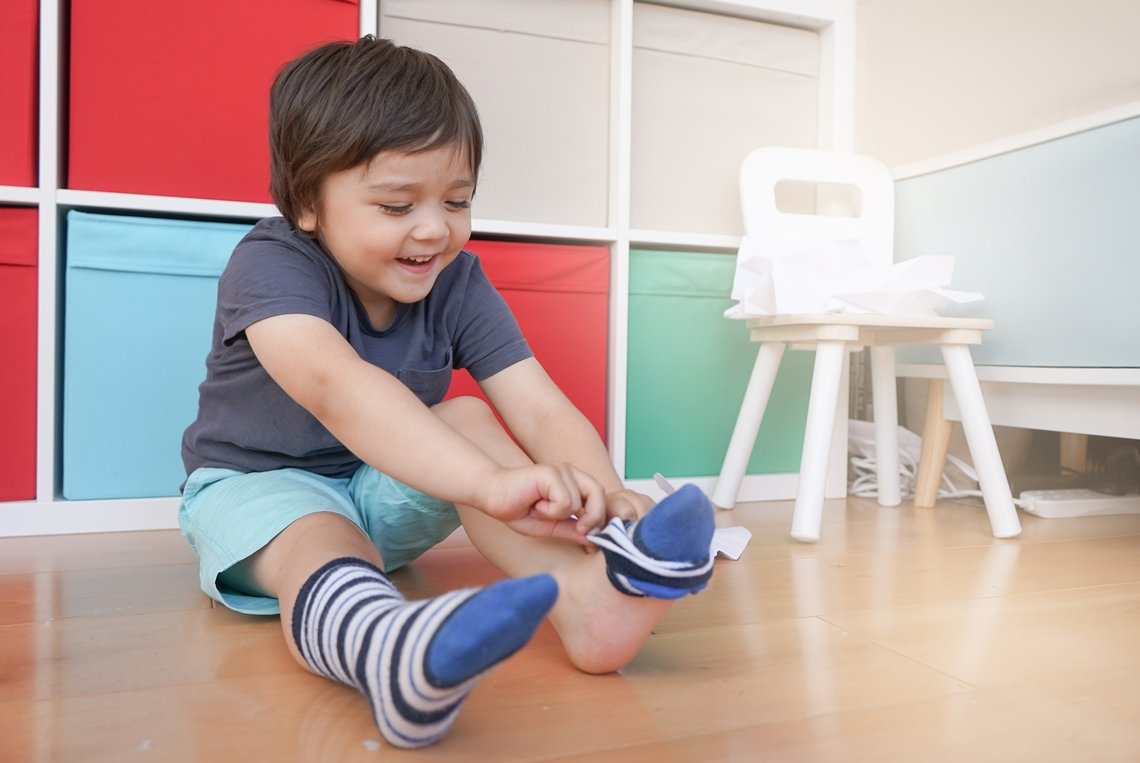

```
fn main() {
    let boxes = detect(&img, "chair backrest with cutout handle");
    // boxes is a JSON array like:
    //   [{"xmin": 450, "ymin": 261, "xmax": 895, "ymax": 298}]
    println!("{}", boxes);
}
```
[{"xmin": 739, "ymin": 146, "xmax": 896, "ymax": 270}]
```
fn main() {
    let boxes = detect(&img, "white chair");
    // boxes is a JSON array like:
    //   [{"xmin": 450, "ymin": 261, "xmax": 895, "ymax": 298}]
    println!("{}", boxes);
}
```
[{"xmin": 712, "ymin": 146, "xmax": 1021, "ymax": 542}]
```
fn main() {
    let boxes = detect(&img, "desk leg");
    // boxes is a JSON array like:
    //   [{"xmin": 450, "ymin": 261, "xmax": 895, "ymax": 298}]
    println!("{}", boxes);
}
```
[
  {"xmin": 1060, "ymin": 433, "xmax": 1088, "ymax": 474},
  {"xmin": 914, "ymin": 379, "xmax": 954, "ymax": 508}
]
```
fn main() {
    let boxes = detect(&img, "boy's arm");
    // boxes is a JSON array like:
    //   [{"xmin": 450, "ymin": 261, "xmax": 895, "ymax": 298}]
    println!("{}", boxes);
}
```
[
  {"xmin": 244, "ymin": 313, "xmax": 607, "ymax": 540},
  {"xmin": 480, "ymin": 358, "xmax": 654, "ymax": 521}
]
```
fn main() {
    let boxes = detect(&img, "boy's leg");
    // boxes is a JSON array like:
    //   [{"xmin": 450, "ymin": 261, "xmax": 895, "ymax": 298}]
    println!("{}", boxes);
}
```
[
  {"xmin": 236, "ymin": 511, "xmax": 383, "ymax": 665},
  {"xmin": 432, "ymin": 397, "xmax": 713, "ymax": 675},
  {"xmin": 227, "ymin": 511, "xmax": 557, "ymax": 748}
]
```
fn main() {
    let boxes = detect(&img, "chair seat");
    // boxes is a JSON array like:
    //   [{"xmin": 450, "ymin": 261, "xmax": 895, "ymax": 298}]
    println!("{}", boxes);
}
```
[
  {"xmin": 748, "ymin": 314, "xmax": 992, "ymax": 346},
  {"xmin": 747, "ymin": 313, "xmax": 993, "ymax": 330}
]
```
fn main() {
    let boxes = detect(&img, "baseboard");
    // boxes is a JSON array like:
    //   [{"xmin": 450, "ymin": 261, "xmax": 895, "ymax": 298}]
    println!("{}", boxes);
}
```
[{"xmin": 0, "ymin": 497, "xmax": 181, "ymax": 537}]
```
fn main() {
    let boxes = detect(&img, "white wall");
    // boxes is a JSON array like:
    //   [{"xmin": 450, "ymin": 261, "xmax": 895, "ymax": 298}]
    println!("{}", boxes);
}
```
[
  {"xmin": 853, "ymin": 0, "xmax": 1140, "ymax": 473},
  {"xmin": 854, "ymin": 0, "xmax": 1140, "ymax": 167}
]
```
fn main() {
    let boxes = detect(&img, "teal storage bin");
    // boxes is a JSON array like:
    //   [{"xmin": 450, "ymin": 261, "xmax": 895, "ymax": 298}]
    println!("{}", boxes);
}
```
[
  {"xmin": 625, "ymin": 249, "xmax": 811, "ymax": 480},
  {"xmin": 63, "ymin": 211, "xmax": 253, "ymax": 499}
]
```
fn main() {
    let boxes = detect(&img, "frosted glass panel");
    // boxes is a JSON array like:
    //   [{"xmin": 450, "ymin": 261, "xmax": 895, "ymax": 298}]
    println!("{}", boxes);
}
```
[
  {"xmin": 631, "ymin": 4, "xmax": 820, "ymax": 235},
  {"xmin": 381, "ymin": 0, "xmax": 611, "ymax": 228},
  {"xmin": 896, "ymin": 116, "xmax": 1140, "ymax": 367}
]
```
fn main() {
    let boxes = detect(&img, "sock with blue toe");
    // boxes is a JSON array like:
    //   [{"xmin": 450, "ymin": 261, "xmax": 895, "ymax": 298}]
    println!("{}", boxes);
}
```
[
  {"xmin": 291, "ymin": 557, "xmax": 557, "ymax": 749},
  {"xmin": 586, "ymin": 483, "xmax": 715, "ymax": 599}
]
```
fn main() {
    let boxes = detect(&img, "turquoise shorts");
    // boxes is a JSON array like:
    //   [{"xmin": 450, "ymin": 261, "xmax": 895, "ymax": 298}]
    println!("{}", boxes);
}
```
[{"xmin": 179, "ymin": 465, "xmax": 461, "ymax": 615}]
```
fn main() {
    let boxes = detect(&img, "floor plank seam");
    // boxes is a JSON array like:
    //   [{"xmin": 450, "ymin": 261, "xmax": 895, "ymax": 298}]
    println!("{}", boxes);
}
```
[{"xmin": 813, "ymin": 614, "xmax": 982, "ymax": 692}]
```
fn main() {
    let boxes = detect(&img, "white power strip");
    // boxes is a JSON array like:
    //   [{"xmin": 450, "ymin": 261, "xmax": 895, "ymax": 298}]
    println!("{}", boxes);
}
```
[{"xmin": 1019, "ymin": 488, "xmax": 1140, "ymax": 518}]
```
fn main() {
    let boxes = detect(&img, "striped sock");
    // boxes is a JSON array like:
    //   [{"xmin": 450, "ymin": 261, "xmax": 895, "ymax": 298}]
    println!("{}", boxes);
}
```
[
  {"xmin": 587, "ymin": 483, "xmax": 715, "ymax": 599},
  {"xmin": 291, "ymin": 557, "xmax": 557, "ymax": 749}
]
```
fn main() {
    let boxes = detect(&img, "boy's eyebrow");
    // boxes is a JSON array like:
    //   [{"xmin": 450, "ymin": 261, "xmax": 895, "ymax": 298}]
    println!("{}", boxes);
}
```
[{"xmin": 365, "ymin": 178, "xmax": 475, "ymax": 192}]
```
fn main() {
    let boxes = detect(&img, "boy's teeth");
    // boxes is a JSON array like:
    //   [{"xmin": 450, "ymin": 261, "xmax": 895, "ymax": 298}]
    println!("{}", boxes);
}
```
[{"xmin": 403, "ymin": 255, "xmax": 432, "ymax": 263}]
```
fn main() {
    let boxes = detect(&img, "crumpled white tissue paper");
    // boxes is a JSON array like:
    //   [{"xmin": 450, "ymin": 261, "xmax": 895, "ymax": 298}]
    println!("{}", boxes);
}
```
[{"xmin": 724, "ymin": 233, "xmax": 984, "ymax": 318}]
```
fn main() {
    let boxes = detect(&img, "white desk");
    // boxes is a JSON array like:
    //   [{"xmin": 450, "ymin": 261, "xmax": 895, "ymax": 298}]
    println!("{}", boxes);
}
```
[{"xmin": 899, "ymin": 365, "xmax": 1140, "ymax": 440}]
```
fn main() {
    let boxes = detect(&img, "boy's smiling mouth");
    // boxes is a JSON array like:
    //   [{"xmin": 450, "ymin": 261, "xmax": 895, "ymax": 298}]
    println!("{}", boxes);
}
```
[{"xmin": 398, "ymin": 254, "xmax": 436, "ymax": 265}]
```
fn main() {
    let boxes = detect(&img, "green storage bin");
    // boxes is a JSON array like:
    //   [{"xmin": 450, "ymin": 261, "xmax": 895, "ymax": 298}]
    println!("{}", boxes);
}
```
[{"xmin": 625, "ymin": 249, "xmax": 811, "ymax": 479}]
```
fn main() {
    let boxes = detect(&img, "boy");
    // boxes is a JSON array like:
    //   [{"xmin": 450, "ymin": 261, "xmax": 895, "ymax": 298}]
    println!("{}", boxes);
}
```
[{"xmin": 180, "ymin": 36, "xmax": 715, "ymax": 750}]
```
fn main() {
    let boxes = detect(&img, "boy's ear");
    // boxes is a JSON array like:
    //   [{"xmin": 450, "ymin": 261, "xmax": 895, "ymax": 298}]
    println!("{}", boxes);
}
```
[{"xmin": 297, "ymin": 206, "xmax": 318, "ymax": 233}]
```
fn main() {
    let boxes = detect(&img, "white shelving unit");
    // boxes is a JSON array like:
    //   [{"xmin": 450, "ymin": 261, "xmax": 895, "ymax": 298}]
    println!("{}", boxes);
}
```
[{"xmin": 0, "ymin": 0, "xmax": 855, "ymax": 536}]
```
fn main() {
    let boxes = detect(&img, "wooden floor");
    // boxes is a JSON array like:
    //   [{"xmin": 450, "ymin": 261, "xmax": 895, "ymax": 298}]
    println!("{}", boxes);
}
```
[{"xmin": 4, "ymin": 496, "xmax": 1140, "ymax": 762}]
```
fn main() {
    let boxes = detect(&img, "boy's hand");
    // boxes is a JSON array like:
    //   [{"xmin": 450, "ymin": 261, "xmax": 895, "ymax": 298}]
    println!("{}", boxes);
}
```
[
  {"xmin": 604, "ymin": 488, "xmax": 654, "ymax": 522},
  {"xmin": 483, "ymin": 464, "xmax": 607, "ymax": 545}
]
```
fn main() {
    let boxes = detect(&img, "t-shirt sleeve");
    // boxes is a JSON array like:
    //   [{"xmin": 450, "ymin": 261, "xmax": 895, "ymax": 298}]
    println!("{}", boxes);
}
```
[
  {"xmin": 216, "ymin": 240, "xmax": 334, "ymax": 346},
  {"xmin": 451, "ymin": 256, "xmax": 533, "ymax": 381}
]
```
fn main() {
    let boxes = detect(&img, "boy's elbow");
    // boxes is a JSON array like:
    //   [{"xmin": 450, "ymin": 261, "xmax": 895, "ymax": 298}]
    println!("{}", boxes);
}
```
[{"xmin": 272, "ymin": 349, "xmax": 354, "ymax": 424}]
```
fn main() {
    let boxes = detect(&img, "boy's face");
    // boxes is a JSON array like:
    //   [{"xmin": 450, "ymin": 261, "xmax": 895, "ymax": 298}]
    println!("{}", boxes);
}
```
[{"xmin": 298, "ymin": 145, "xmax": 475, "ymax": 329}]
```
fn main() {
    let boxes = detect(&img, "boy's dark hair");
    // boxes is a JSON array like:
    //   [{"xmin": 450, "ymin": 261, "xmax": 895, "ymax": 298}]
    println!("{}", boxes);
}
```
[{"xmin": 269, "ymin": 36, "xmax": 483, "ymax": 229}]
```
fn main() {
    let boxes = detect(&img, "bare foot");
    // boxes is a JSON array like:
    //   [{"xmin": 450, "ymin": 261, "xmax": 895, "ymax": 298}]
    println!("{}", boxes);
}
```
[
  {"xmin": 548, "ymin": 483, "xmax": 716, "ymax": 673},
  {"xmin": 547, "ymin": 551, "xmax": 673, "ymax": 674}
]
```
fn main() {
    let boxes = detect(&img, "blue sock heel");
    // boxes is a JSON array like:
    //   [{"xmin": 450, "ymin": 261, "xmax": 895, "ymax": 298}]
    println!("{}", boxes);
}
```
[{"xmin": 425, "ymin": 574, "xmax": 558, "ymax": 686}]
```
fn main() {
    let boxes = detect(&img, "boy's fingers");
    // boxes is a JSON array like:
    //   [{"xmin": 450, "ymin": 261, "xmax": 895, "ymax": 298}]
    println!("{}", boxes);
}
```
[
  {"xmin": 606, "ymin": 490, "xmax": 653, "ymax": 521},
  {"xmin": 545, "ymin": 518, "xmax": 592, "ymax": 546},
  {"xmin": 511, "ymin": 513, "xmax": 590, "ymax": 546},
  {"xmin": 555, "ymin": 464, "xmax": 583, "ymax": 513},
  {"xmin": 571, "ymin": 471, "xmax": 607, "ymax": 535},
  {"xmin": 530, "ymin": 463, "xmax": 592, "ymax": 520}
]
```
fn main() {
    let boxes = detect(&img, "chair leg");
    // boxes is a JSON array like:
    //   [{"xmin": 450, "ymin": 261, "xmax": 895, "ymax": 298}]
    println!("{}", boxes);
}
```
[
  {"xmin": 914, "ymin": 378, "xmax": 954, "ymax": 508},
  {"xmin": 713, "ymin": 342, "xmax": 786, "ymax": 509},
  {"xmin": 940, "ymin": 344, "xmax": 1022, "ymax": 538},
  {"xmin": 791, "ymin": 340, "xmax": 847, "ymax": 542},
  {"xmin": 870, "ymin": 346, "xmax": 901, "ymax": 507}
]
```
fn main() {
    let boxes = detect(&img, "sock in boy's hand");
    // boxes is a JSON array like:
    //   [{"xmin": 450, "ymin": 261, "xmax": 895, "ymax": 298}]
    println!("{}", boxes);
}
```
[{"xmin": 586, "ymin": 483, "xmax": 715, "ymax": 599}]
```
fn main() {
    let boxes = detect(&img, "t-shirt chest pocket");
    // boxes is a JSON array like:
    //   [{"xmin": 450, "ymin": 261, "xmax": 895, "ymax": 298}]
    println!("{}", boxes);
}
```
[{"xmin": 396, "ymin": 348, "xmax": 454, "ymax": 407}]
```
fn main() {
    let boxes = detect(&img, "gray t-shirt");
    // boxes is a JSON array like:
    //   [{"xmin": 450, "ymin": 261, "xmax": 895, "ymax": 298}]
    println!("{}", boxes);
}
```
[{"xmin": 181, "ymin": 217, "xmax": 532, "ymax": 480}]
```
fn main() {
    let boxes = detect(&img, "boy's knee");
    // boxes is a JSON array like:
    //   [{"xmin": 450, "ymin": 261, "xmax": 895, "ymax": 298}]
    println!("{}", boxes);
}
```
[
  {"xmin": 433, "ymin": 395, "xmax": 497, "ymax": 429},
  {"xmin": 433, "ymin": 396, "xmax": 526, "ymax": 464}
]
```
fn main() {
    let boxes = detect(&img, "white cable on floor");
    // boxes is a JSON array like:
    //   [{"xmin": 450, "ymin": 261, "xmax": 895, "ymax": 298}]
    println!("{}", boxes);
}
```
[{"xmin": 846, "ymin": 419, "xmax": 1014, "ymax": 504}]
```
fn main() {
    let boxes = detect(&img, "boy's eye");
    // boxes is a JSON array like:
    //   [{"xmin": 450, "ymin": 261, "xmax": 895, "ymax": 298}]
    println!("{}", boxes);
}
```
[
  {"xmin": 379, "ymin": 204, "xmax": 411, "ymax": 215},
  {"xmin": 447, "ymin": 199, "xmax": 472, "ymax": 210}
]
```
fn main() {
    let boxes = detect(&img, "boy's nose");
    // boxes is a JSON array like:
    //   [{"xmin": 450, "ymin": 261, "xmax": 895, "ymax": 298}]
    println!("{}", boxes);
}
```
[{"xmin": 412, "ymin": 212, "xmax": 449, "ymax": 241}]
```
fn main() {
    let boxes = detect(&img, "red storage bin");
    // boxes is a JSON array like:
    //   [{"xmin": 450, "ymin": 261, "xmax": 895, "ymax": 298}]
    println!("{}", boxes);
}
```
[
  {"xmin": 68, "ymin": 0, "xmax": 359, "ymax": 202},
  {"xmin": 0, "ymin": 0, "xmax": 37, "ymax": 187},
  {"xmin": 0, "ymin": 207, "xmax": 38, "ymax": 501},
  {"xmin": 448, "ymin": 240, "xmax": 610, "ymax": 440}
]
